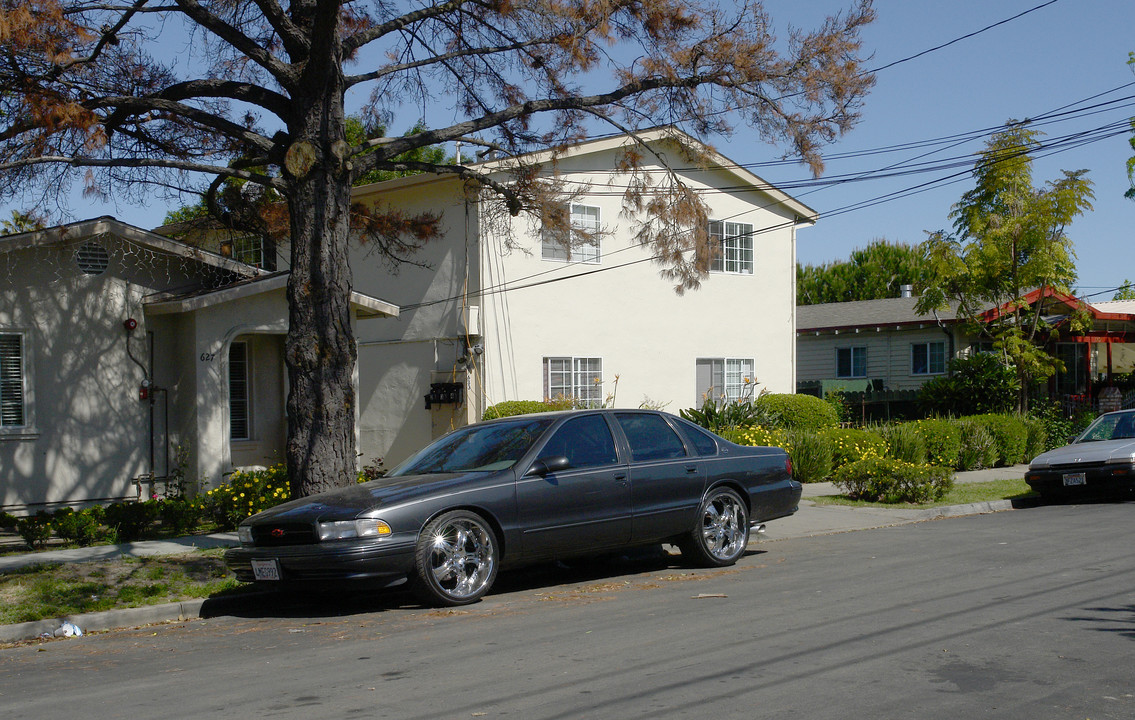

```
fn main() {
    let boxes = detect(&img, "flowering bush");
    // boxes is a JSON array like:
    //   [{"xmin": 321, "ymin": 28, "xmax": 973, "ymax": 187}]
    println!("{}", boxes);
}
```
[
  {"xmin": 203, "ymin": 464, "xmax": 291, "ymax": 530},
  {"xmin": 834, "ymin": 457, "xmax": 954, "ymax": 503},
  {"xmin": 816, "ymin": 427, "xmax": 887, "ymax": 468},
  {"xmin": 878, "ymin": 422, "xmax": 928, "ymax": 465},
  {"xmin": 907, "ymin": 418, "xmax": 961, "ymax": 468},
  {"xmin": 721, "ymin": 425, "xmax": 788, "ymax": 449}
]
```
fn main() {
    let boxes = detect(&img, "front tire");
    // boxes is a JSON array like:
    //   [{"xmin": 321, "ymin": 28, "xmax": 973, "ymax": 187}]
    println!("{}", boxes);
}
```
[
  {"xmin": 679, "ymin": 487, "xmax": 750, "ymax": 567},
  {"xmin": 411, "ymin": 510, "xmax": 499, "ymax": 606}
]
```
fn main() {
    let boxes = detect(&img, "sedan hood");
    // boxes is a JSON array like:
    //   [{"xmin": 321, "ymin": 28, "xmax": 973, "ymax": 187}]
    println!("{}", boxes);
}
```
[
  {"xmin": 244, "ymin": 471, "xmax": 504, "ymax": 524},
  {"xmin": 1031, "ymin": 439, "xmax": 1135, "ymax": 468}
]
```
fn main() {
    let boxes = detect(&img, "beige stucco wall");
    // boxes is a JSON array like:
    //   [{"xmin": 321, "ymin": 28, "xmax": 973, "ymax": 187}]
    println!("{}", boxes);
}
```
[
  {"xmin": 478, "ymin": 144, "xmax": 800, "ymax": 412},
  {"xmin": 0, "ymin": 235, "xmax": 209, "ymax": 509}
]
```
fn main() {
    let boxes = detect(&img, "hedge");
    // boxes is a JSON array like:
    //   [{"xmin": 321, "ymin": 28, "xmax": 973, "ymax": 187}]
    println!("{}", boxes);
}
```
[
  {"xmin": 833, "ymin": 456, "xmax": 954, "ymax": 503},
  {"xmin": 755, "ymin": 393, "xmax": 839, "ymax": 431}
]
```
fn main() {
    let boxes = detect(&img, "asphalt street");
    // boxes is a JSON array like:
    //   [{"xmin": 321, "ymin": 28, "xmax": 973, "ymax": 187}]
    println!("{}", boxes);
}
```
[{"xmin": 1, "ymin": 497, "xmax": 1133, "ymax": 720}]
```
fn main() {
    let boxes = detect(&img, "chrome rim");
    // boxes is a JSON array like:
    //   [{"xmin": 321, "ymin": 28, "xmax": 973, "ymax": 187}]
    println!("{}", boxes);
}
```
[
  {"xmin": 701, "ymin": 492, "xmax": 747, "ymax": 560},
  {"xmin": 427, "ymin": 517, "xmax": 496, "ymax": 600}
]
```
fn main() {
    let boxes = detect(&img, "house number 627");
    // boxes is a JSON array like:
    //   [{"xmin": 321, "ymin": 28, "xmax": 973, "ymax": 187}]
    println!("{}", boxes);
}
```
[{"xmin": 199, "ymin": 352, "xmax": 217, "ymax": 362}]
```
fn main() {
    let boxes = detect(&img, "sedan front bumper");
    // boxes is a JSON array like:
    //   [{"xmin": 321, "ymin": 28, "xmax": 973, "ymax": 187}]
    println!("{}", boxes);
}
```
[
  {"xmin": 224, "ymin": 534, "xmax": 417, "ymax": 584},
  {"xmin": 1025, "ymin": 463, "xmax": 1135, "ymax": 496}
]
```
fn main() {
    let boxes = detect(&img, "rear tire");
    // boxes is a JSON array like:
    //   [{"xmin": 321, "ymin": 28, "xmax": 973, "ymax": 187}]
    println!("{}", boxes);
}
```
[
  {"xmin": 678, "ymin": 487, "xmax": 750, "ymax": 567},
  {"xmin": 411, "ymin": 510, "xmax": 499, "ymax": 607}
]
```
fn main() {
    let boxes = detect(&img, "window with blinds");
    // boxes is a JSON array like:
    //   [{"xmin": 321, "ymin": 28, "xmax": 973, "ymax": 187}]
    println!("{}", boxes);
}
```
[
  {"xmin": 0, "ymin": 333, "xmax": 25, "ymax": 427},
  {"xmin": 229, "ymin": 341, "xmax": 250, "ymax": 440}
]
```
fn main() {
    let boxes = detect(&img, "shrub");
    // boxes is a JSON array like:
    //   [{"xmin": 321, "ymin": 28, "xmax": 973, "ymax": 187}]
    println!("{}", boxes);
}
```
[
  {"xmin": 158, "ymin": 497, "xmax": 204, "ymax": 536},
  {"xmin": 816, "ymin": 427, "xmax": 887, "ymax": 469},
  {"xmin": 16, "ymin": 513, "xmax": 53, "ymax": 549},
  {"xmin": 680, "ymin": 396, "xmax": 779, "ymax": 434},
  {"xmin": 782, "ymin": 430, "xmax": 833, "ymax": 483},
  {"xmin": 204, "ymin": 464, "xmax": 291, "ymax": 530},
  {"xmin": 53, "ymin": 507, "xmax": 104, "ymax": 546},
  {"xmin": 833, "ymin": 456, "xmax": 954, "ymax": 503},
  {"xmin": 878, "ymin": 423, "xmax": 927, "ymax": 465},
  {"xmin": 910, "ymin": 418, "xmax": 961, "ymax": 468},
  {"xmin": 103, "ymin": 501, "xmax": 161, "ymax": 542},
  {"xmin": 968, "ymin": 413, "xmax": 1028, "ymax": 466},
  {"xmin": 918, "ymin": 353, "xmax": 1019, "ymax": 416},
  {"xmin": 755, "ymin": 393, "xmax": 839, "ymax": 431},
  {"xmin": 1027, "ymin": 400, "xmax": 1076, "ymax": 451},
  {"xmin": 721, "ymin": 425, "xmax": 788, "ymax": 449},
  {"xmin": 953, "ymin": 419, "xmax": 998, "ymax": 471},
  {"xmin": 482, "ymin": 398, "xmax": 576, "ymax": 420},
  {"xmin": 0, "ymin": 512, "xmax": 18, "ymax": 531},
  {"xmin": 1021, "ymin": 415, "xmax": 1048, "ymax": 461}
]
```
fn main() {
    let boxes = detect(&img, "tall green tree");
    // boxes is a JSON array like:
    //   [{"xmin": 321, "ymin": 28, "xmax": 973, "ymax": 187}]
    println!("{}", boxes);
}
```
[
  {"xmin": 916, "ymin": 124, "xmax": 1095, "ymax": 411},
  {"xmin": 1126, "ymin": 52, "xmax": 1135, "ymax": 201},
  {"xmin": 796, "ymin": 239, "xmax": 930, "ymax": 305},
  {"xmin": 1, "ymin": 0, "xmax": 875, "ymax": 496}
]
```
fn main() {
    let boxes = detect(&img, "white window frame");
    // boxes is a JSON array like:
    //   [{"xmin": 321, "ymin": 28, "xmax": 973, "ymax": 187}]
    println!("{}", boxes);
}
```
[
  {"xmin": 0, "ymin": 331, "xmax": 30, "ymax": 432},
  {"xmin": 229, "ymin": 341, "xmax": 251, "ymax": 441},
  {"xmin": 707, "ymin": 220, "xmax": 754, "ymax": 275},
  {"xmin": 911, "ymin": 341, "xmax": 946, "ymax": 376},
  {"xmin": 836, "ymin": 346, "xmax": 867, "ymax": 379},
  {"xmin": 543, "ymin": 356, "xmax": 604, "ymax": 407},
  {"xmin": 541, "ymin": 204, "xmax": 601, "ymax": 264},
  {"xmin": 696, "ymin": 357, "xmax": 755, "ymax": 404}
]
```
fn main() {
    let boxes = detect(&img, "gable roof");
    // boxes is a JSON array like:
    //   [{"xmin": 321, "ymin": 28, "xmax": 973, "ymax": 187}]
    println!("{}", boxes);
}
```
[
  {"xmin": 0, "ymin": 215, "xmax": 258, "ymax": 277},
  {"xmin": 350, "ymin": 127, "xmax": 818, "ymax": 223},
  {"xmin": 143, "ymin": 271, "xmax": 399, "ymax": 319},
  {"xmin": 797, "ymin": 296, "xmax": 960, "ymax": 333}
]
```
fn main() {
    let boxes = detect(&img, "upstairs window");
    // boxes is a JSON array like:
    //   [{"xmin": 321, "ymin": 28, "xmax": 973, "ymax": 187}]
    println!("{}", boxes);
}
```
[
  {"xmin": 707, "ymin": 220, "xmax": 754, "ymax": 274},
  {"xmin": 542, "ymin": 204, "xmax": 601, "ymax": 264}
]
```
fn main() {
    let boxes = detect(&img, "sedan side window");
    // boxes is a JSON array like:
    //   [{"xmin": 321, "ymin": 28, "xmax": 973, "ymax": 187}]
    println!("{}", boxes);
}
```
[
  {"xmin": 540, "ymin": 415, "xmax": 619, "ymax": 469},
  {"xmin": 616, "ymin": 413, "xmax": 688, "ymax": 462}
]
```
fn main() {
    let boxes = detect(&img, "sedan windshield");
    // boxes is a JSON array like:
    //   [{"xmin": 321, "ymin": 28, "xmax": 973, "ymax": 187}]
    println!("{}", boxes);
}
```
[
  {"xmin": 390, "ymin": 417, "xmax": 557, "ymax": 475},
  {"xmin": 1076, "ymin": 412, "xmax": 1135, "ymax": 443}
]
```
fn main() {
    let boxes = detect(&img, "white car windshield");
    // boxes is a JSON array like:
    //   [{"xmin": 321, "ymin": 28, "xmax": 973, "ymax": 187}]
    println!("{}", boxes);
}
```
[{"xmin": 1076, "ymin": 412, "xmax": 1135, "ymax": 443}]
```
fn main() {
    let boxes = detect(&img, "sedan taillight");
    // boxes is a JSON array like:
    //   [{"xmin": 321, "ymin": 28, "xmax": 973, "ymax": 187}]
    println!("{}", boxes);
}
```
[{"xmin": 785, "ymin": 456, "xmax": 794, "ymax": 478}]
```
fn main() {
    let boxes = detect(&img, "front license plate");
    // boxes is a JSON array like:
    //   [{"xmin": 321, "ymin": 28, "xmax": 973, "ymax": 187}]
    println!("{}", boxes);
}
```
[
  {"xmin": 251, "ymin": 559, "xmax": 281, "ymax": 581},
  {"xmin": 1063, "ymin": 472, "xmax": 1086, "ymax": 487}
]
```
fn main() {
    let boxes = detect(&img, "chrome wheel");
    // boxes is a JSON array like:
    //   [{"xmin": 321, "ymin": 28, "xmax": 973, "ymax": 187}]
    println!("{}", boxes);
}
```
[
  {"xmin": 679, "ymin": 488, "xmax": 750, "ymax": 567},
  {"xmin": 412, "ymin": 511, "xmax": 498, "ymax": 606}
]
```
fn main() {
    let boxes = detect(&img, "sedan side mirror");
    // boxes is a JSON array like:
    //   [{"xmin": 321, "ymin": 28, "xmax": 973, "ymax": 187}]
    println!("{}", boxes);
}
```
[{"xmin": 526, "ymin": 456, "xmax": 571, "ymax": 477}]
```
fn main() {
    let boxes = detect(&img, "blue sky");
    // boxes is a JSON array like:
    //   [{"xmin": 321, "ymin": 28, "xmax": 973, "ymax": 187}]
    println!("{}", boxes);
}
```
[
  {"xmin": 5, "ymin": 0, "xmax": 1133, "ymax": 297},
  {"xmin": 760, "ymin": 0, "xmax": 1135, "ymax": 298}
]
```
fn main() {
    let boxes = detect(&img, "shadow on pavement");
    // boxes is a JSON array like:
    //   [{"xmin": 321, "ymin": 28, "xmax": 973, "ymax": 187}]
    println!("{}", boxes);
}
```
[{"xmin": 201, "ymin": 544, "xmax": 766, "ymax": 620}]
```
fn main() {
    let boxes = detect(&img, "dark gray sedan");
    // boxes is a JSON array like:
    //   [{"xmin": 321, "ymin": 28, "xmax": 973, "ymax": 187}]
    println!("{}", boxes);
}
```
[{"xmin": 224, "ymin": 409, "xmax": 800, "ymax": 606}]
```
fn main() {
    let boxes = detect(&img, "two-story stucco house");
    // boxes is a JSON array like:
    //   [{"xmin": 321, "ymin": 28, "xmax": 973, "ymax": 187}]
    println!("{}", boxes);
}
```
[{"xmin": 2, "ymin": 128, "xmax": 816, "ymax": 512}]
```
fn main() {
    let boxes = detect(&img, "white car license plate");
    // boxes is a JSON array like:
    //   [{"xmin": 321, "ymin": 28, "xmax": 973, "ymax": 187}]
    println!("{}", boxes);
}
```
[
  {"xmin": 251, "ymin": 559, "xmax": 281, "ymax": 581},
  {"xmin": 1063, "ymin": 472, "xmax": 1086, "ymax": 487}
]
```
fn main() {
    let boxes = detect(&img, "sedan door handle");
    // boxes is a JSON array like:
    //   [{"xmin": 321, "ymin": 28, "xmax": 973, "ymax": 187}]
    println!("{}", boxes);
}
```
[
  {"xmin": 686, "ymin": 465, "xmax": 699, "ymax": 474},
  {"xmin": 614, "ymin": 473, "xmax": 627, "ymax": 481}
]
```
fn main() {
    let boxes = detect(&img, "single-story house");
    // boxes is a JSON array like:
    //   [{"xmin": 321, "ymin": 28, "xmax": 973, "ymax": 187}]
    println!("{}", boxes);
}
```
[
  {"xmin": 796, "ymin": 286, "xmax": 1135, "ymax": 402},
  {"xmin": 1, "ymin": 217, "xmax": 397, "ymax": 512}
]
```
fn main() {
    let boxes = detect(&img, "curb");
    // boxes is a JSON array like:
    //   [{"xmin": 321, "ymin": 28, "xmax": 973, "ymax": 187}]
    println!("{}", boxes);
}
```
[{"xmin": 0, "ymin": 598, "xmax": 207, "ymax": 645}]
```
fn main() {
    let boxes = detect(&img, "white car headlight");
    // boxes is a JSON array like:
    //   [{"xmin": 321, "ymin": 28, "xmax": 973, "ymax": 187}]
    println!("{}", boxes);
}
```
[{"xmin": 317, "ymin": 519, "xmax": 392, "ymax": 541}]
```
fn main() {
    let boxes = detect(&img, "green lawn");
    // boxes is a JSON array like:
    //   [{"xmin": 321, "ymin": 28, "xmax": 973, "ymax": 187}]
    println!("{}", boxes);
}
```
[
  {"xmin": 0, "ymin": 549, "xmax": 249, "ymax": 626},
  {"xmin": 809, "ymin": 478, "xmax": 1035, "ymax": 509}
]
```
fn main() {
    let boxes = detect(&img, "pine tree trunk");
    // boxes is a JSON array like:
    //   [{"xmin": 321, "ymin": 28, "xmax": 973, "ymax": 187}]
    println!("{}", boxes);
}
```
[{"xmin": 283, "ymin": 30, "xmax": 356, "ymax": 497}]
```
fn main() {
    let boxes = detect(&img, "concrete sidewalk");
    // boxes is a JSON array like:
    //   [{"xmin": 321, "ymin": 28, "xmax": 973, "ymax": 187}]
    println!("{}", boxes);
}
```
[{"xmin": 0, "ymin": 465, "xmax": 1030, "ymax": 644}]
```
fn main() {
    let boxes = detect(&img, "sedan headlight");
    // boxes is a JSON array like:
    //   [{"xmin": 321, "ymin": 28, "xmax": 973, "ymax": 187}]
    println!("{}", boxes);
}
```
[{"xmin": 317, "ymin": 519, "xmax": 392, "ymax": 542}]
